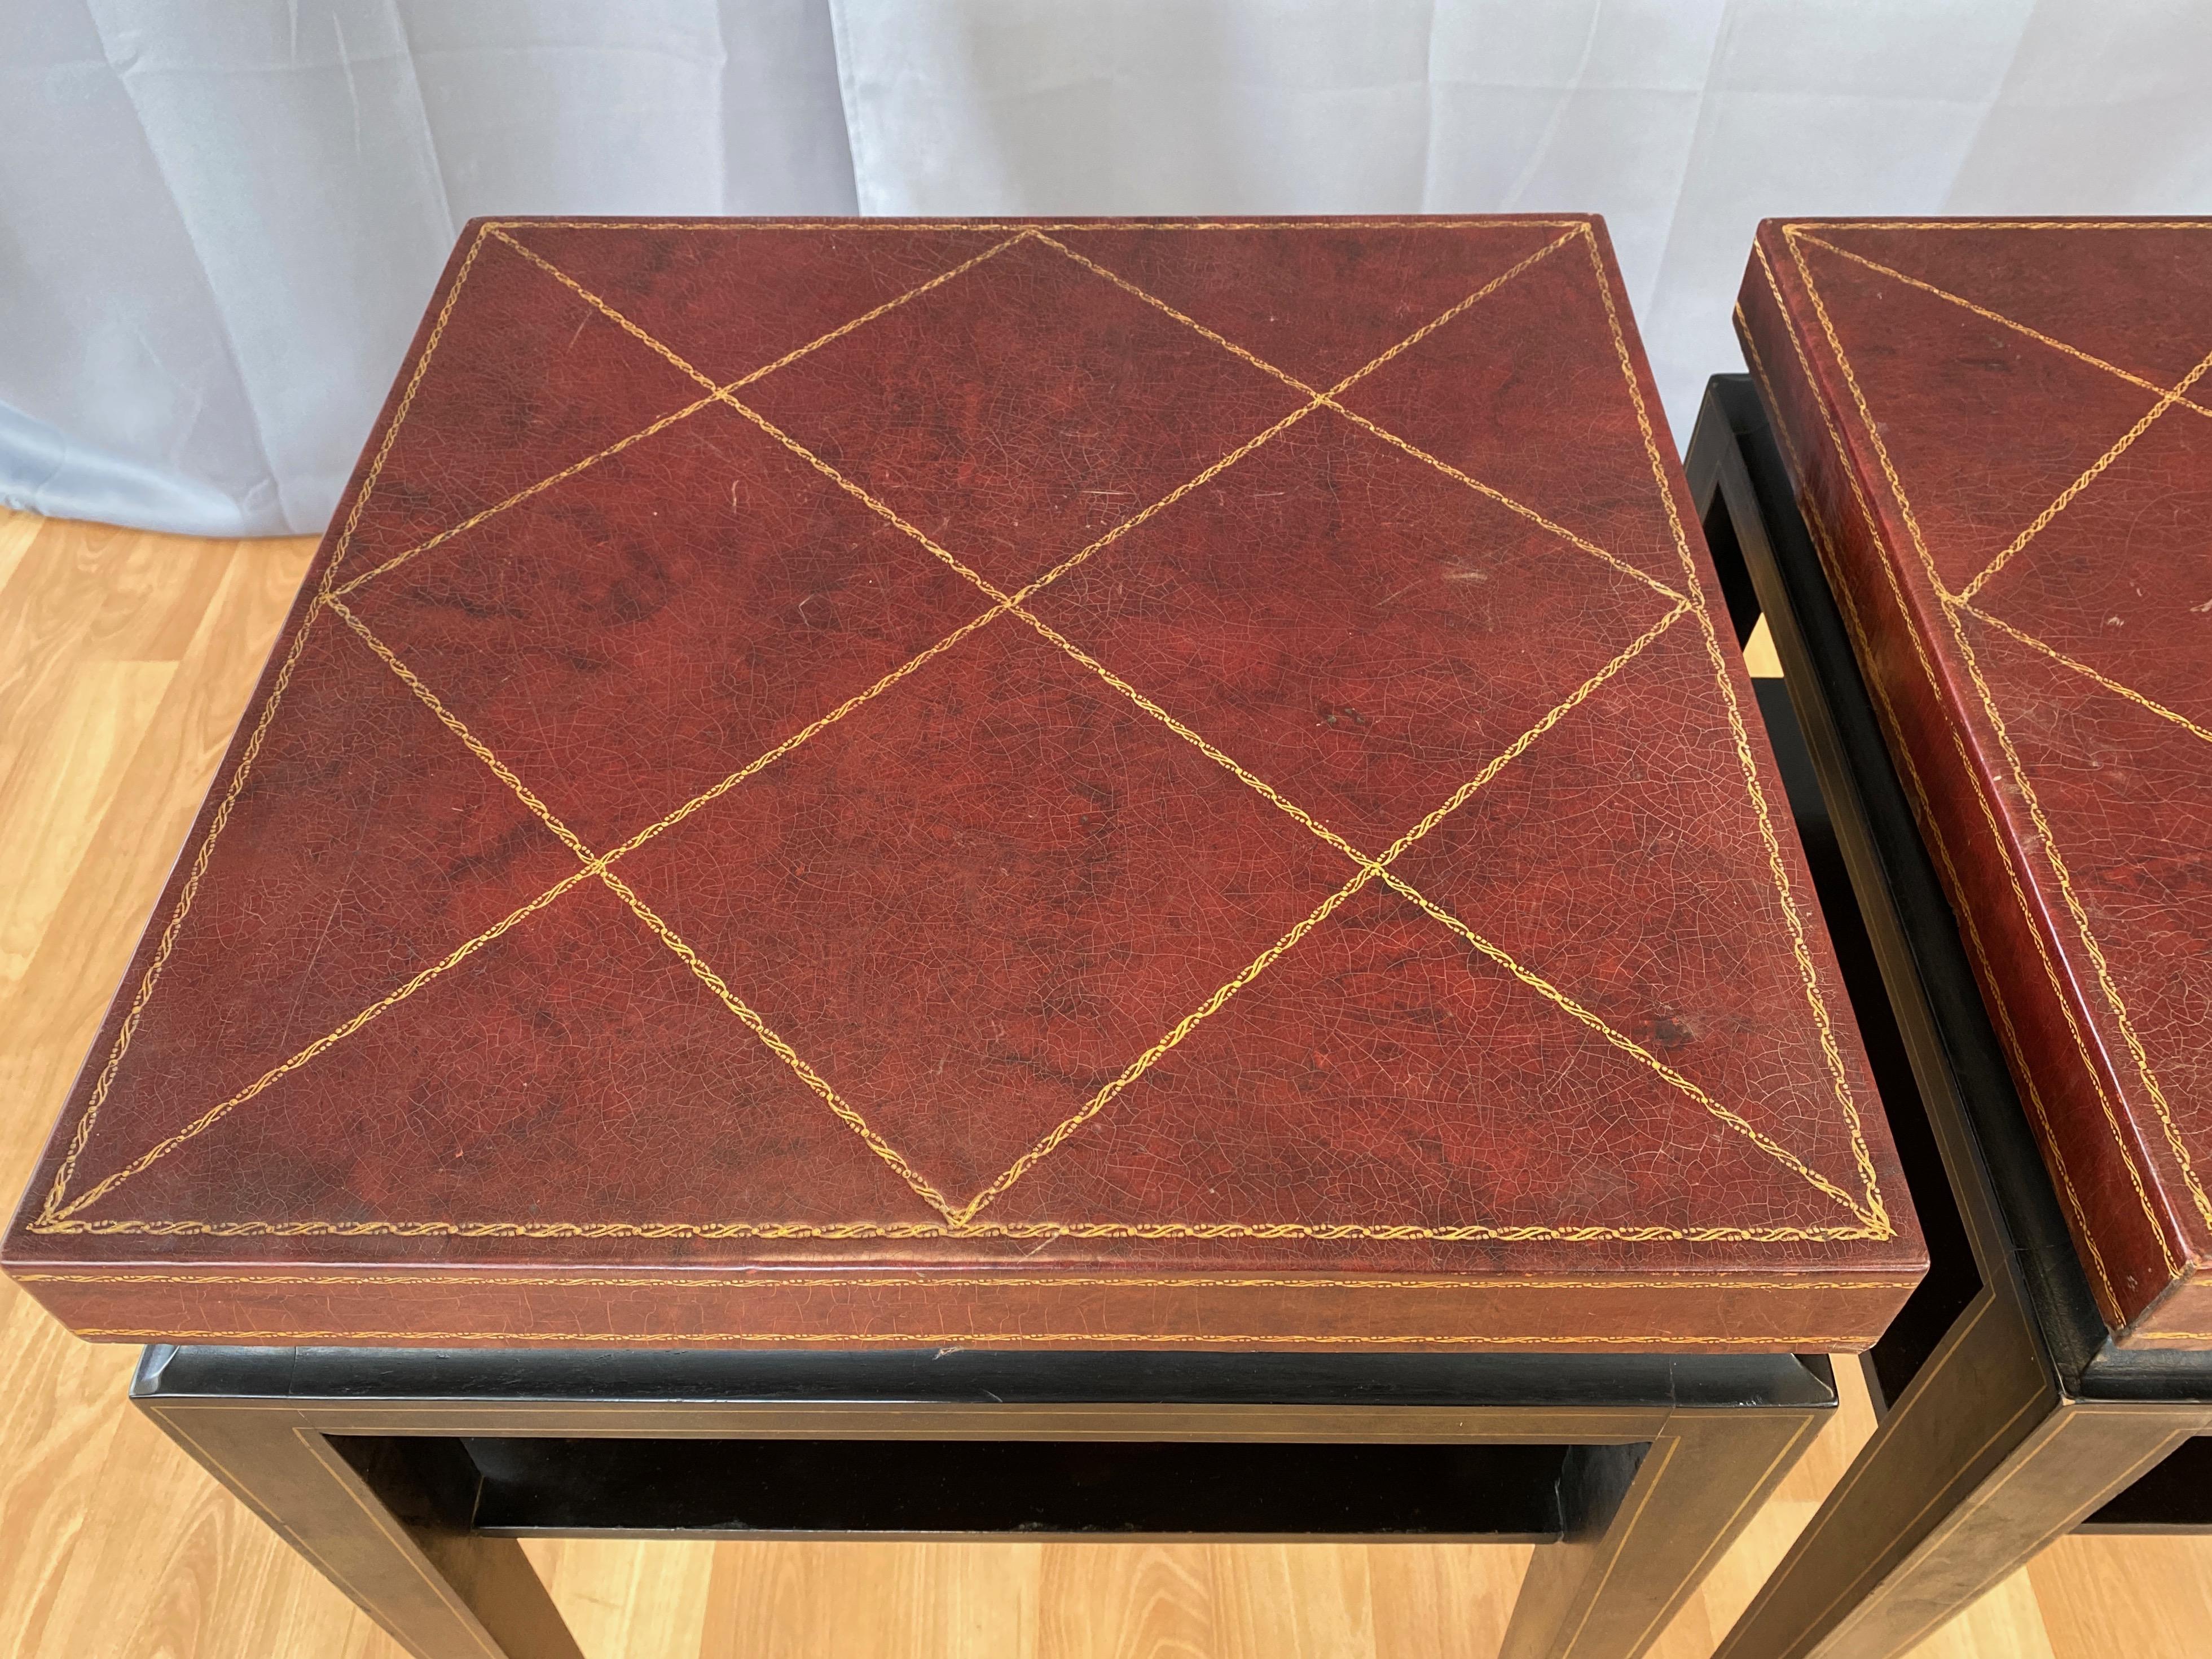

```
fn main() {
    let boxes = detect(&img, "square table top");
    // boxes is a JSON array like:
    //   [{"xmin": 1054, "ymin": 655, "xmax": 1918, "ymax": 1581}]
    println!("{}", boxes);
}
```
[
  {"xmin": 7, "ymin": 214, "xmax": 1921, "ymax": 1350},
  {"xmin": 1739, "ymin": 216, "xmax": 2212, "ymax": 1345}
]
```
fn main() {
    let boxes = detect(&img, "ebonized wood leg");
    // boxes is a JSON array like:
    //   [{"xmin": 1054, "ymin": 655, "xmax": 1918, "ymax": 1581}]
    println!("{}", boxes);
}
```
[
  {"xmin": 138, "ymin": 1393, "xmax": 583, "ymax": 1659},
  {"xmin": 1714, "ymin": 1298, "xmax": 2199, "ymax": 1658},
  {"xmin": 1500, "ymin": 1405, "xmax": 1824, "ymax": 1659}
]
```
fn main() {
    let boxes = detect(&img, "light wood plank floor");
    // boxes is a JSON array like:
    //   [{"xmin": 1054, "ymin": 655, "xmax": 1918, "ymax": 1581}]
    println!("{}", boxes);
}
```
[{"xmin": 0, "ymin": 504, "xmax": 2203, "ymax": 1657}]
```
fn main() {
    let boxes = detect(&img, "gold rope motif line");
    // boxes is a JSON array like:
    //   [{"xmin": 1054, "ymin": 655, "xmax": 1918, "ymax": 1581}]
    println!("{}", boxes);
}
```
[
  {"xmin": 960, "ymin": 597, "xmax": 1873, "ymax": 1228},
  {"xmin": 1792, "ymin": 234, "xmax": 2212, "ymax": 424},
  {"xmin": 38, "ymin": 611, "xmax": 338, "ymax": 1220},
  {"xmin": 46, "ymin": 1217, "xmax": 1876, "ymax": 1241},
  {"xmin": 43, "ymin": 866, "xmax": 599, "ymax": 1222},
  {"xmin": 1035, "ymin": 227, "xmax": 1572, "ymax": 398},
  {"xmin": 331, "ymin": 392, "xmax": 719, "ymax": 599},
  {"xmin": 494, "ymin": 229, "xmax": 732, "ymax": 389},
  {"xmin": 333, "ymin": 604, "xmax": 966, "ymax": 1223},
  {"xmin": 1784, "ymin": 225, "xmax": 2212, "ymax": 1241},
  {"xmin": 1371, "ymin": 866, "xmax": 1875, "ymax": 1226},
  {"xmin": 52, "ymin": 602, "xmax": 964, "ymax": 1226},
  {"xmin": 1953, "ymin": 341, "xmax": 2212, "ymax": 605},
  {"xmin": 36, "ymin": 224, "xmax": 500, "ymax": 1225},
  {"xmin": 332, "ymin": 599, "xmax": 591, "ymax": 852},
  {"xmin": 36, "ymin": 606, "xmax": 1012, "ymax": 1224},
  {"xmin": 1327, "ymin": 404, "xmax": 1685, "ymax": 604},
  {"xmin": 1585, "ymin": 225, "xmax": 1892, "ymax": 1235},
  {"xmin": 1736, "ymin": 295, "xmax": 2127, "ymax": 1310},
  {"xmin": 592, "ymin": 867, "xmax": 961, "ymax": 1223},
  {"xmin": 963, "ymin": 865, "xmax": 1379, "ymax": 1222},
  {"xmin": 1032, "ymin": 229, "xmax": 1688, "ymax": 607},
  {"xmin": 1959, "ymin": 603, "xmax": 2212, "ymax": 748},
  {"xmin": 327, "ymin": 231, "xmax": 1037, "ymax": 602},
  {"xmin": 1950, "ymin": 620, "xmax": 2212, "ymax": 1243}
]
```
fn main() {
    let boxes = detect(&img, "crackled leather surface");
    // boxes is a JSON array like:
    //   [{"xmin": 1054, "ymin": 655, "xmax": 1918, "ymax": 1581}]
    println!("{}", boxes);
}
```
[
  {"xmin": 5, "ymin": 216, "xmax": 1921, "ymax": 1349},
  {"xmin": 1738, "ymin": 217, "xmax": 2212, "ymax": 1345}
]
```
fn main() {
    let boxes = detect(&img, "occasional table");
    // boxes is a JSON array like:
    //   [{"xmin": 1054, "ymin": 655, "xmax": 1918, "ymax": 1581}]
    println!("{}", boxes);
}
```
[
  {"xmin": 7, "ymin": 216, "xmax": 1921, "ymax": 1658},
  {"xmin": 1691, "ymin": 350, "xmax": 2212, "ymax": 1656},
  {"xmin": 1739, "ymin": 217, "xmax": 2212, "ymax": 1344}
]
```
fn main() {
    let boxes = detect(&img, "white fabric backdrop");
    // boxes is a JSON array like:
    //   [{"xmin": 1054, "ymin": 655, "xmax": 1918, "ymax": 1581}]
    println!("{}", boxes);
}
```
[{"xmin": 6, "ymin": 0, "xmax": 2209, "ymax": 537}]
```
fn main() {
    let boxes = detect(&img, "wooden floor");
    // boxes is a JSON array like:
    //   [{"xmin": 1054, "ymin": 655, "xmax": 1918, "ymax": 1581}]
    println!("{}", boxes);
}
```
[{"xmin": 1, "ymin": 503, "xmax": 2205, "ymax": 1657}]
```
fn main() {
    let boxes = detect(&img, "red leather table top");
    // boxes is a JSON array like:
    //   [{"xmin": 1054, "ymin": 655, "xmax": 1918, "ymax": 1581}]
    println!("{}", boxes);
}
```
[
  {"xmin": 7, "ymin": 216, "xmax": 1921, "ymax": 1350},
  {"xmin": 1739, "ymin": 218, "xmax": 2212, "ymax": 1345}
]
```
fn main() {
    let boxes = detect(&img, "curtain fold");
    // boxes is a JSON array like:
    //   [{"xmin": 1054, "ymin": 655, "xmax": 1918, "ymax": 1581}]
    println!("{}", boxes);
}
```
[{"xmin": 2, "ymin": 0, "xmax": 2204, "ymax": 537}]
